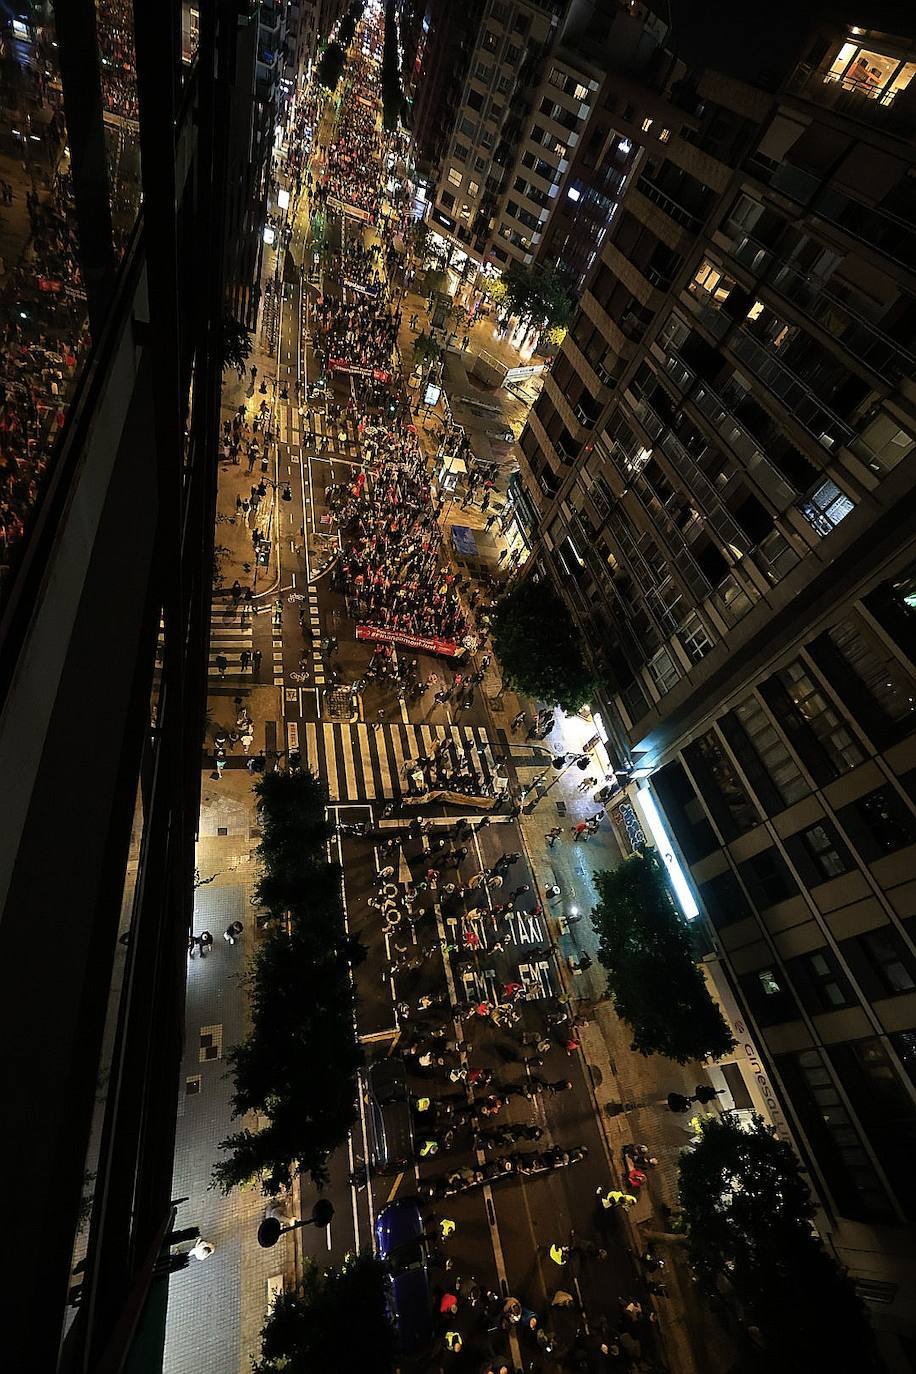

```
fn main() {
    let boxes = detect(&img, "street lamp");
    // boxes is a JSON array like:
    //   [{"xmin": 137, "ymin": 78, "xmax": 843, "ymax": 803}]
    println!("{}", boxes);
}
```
[{"xmin": 257, "ymin": 1197, "xmax": 335, "ymax": 1247}]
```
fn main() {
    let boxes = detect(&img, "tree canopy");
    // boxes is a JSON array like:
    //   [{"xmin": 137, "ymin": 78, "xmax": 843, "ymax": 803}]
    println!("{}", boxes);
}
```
[
  {"xmin": 254, "ymin": 1253, "xmax": 397, "ymax": 1374},
  {"xmin": 678, "ymin": 1114, "xmax": 879, "ymax": 1371},
  {"xmin": 382, "ymin": 0, "xmax": 402, "ymax": 131},
  {"xmin": 214, "ymin": 771, "xmax": 361, "ymax": 1195},
  {"xmin": 502, "ymin": 260, "xmax": 574, "ymax": 333},
  {"xmin": 221, "ymin": 316, "xmax": 252, "ymax": 376},
  {"xmin": 590, "ymin": 847, "xmax": 735, "ymax": 1064},
  {"xmin": 412, "ymin": 330, "xmax": 443, "ymax": 368},
  {"xmin": 316, "ymin": 40, "xmax": 345, "ymax": 91},
  {"xmin": 488, "ymin": 575, "xmax": 594, "ymax": 712}
]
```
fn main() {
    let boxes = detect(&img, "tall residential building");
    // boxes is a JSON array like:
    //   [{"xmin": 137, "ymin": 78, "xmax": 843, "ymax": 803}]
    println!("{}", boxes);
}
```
[
  {"xmin": 427, "ymin": 2, "xmax": 670, "ymax": 288},
  {"xmin": 519, "ymin": 13, "xmax": 916, "ymax": 1363},
  {"xmin": 0, "ymin": 2, "xmax": 273, "ymax": 1365}
]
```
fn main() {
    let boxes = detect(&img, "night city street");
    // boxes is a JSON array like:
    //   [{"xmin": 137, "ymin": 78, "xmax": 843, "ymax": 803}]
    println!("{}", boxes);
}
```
[{"xmin": 3, "ymin": 3, "xmax": 916, "ymax": 1373}]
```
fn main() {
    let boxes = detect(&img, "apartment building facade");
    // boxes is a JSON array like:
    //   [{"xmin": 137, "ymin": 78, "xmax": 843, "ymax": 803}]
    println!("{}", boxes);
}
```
[{"xmin": 518, "ymin": 17, "xmax": 916, "ymax": 1362}]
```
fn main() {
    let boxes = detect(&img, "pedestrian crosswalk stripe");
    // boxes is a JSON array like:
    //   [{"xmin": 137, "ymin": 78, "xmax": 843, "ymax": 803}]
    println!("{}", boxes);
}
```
[
  {"xmin": 301, "ymin": 723, "xmax": 497, "ymax": 802},
  {"xmin": 208, "ymin": 598, "xmax": 256, "ymax": 679}
]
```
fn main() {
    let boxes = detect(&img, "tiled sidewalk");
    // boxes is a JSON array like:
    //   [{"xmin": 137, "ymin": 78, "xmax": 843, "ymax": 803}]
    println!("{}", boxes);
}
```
[{"xmin": 163, "ymin": 772, "xmax": 300, "ymax": 1374}]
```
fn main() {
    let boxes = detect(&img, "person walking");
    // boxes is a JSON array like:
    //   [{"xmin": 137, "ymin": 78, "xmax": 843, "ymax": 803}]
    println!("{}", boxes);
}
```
[
  {"xmin": 215, "ymin": 653, "xmax": 228, "ymax": 676},
  {"xmin": 546, "ymin": 826, "xmax": 562, "ymax": 847},
  {"xmin": 240, "ymin": 649, "xmax": 251, "ymax": 672},
  {"xmin": 223, "ymin": 921, "xmax": 244, "ymax": 944},
  {"xmin": 252, "ymin": 648, "xmax": 262, "ymax": 675},
  {"xmin": 548, "ymin": 1242, "xmax": 569, "ymax": 1266}
]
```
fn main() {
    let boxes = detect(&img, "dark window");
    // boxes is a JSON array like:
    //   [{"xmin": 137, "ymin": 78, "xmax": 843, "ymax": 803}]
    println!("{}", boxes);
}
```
[
  {"xmin": 720, "ymin": 696, "xmax": 808, "ymax": 813},
  {"xmin": 652, "ymin": 760, "xmax": 717, "ymax": 863},
  {"xmin": 440, "ymin": 190, "xmax": 455, "ymax": 211},
  {"xmin": 789, "ymin": 947, "xmax": 855, "ymax": 1013},
  {"xmin": 837, "ymin": 787, "xmax": 916, "ymax": 862},
  {"xmin": 784, "ymin": 820, "xmax": 853, "ymax": 887},
  {"xmin": 808, "ymin": 618, "xmax": 916, "ymax": 748},
  {"xmin": 683, "ymin": 730, "xmax": 760, "ymax": 840},
  {"xmin": 864, "ymin": 560, "xmax": 916, "ymax": 665},
  {"xmin": 861, "ymin": 927, "xmax": 916, "ymax": 995},
  {"xmin": 481, "ymin": 27, "xmax": 500, "ymax": 53},
  {"xmin": 760, "ymin": 659, "xmax": 864, "ymax": 784},
  {"xmin": 698, "ymin": 868, "xmax": 752, "ymax": 929},
  {"xmin": 738, "ymin": 847, "xmax": 798, "ymax": 910},
  {"xmin": 776, "ymin": 1048, "xmax": 894, "ymax": 1222},
  {"xmin": 841, "ymin": 924, "xmax": 916, "ymax": 1000},
  {"xmin": 466, "ymin": 88, "xmax": 484, "ymax": 113},
  {"xmin": 828, "ymin": 1038, "xmax": 916, "ymax": 1220}
]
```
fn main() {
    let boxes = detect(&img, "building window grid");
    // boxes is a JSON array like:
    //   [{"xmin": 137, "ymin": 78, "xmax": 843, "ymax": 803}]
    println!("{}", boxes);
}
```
[
  {"xmin": 733, "ymin": 694, "xmax": 810, "ymax": 806},
  {"xmin": 778, "ymin": 659, "xmax": 866, "ymax": 774},
  {"xmin": 793, "ymin": 1049, "xmax": 890, "ymax": 1215},
  {"xmin": 799, "ymin": 822, "xmax": 851, "ymax": 878},
  {"xmin": 689, "ymin": 729, "xmax": 761, "ymax": 835},
  {"xmin": 828, "ymin": 617, "xmax": 916, "ymax": 731}
]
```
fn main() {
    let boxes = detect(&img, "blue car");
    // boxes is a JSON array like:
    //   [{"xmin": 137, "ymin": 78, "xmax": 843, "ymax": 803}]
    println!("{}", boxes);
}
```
[{"xmin": 374, "ymin": 1199, "xmax": 434, "ymax": 1356}]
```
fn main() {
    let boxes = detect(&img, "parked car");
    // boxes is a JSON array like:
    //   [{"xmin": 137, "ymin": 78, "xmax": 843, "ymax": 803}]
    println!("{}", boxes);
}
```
[
  {"xmin": 365, "ymin": 1057, "xmax": 414, "ymax": 1172},
  {"xmin": 374, "ymin": 1199, "xmax": 433, "ymax": 1355}
]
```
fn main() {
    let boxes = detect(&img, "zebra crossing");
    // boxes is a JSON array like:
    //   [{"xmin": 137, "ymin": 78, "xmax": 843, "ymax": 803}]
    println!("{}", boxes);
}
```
[
  {"xmin": 208, "ymin": 601, "xmax": 254, "ymax": 684},
  {"xmin": 303, "ymin": 410, "xmax": 360, "ymax": 460},
  {"xmin": 300, "ymin": 722, "xmax": 499, "ymax": 802}
]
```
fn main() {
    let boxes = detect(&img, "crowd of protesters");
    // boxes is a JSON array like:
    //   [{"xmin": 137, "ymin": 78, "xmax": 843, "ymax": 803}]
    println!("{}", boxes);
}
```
[{"xmin": 0, "ymin": 1, "xmax": 144, "ymax": 589}]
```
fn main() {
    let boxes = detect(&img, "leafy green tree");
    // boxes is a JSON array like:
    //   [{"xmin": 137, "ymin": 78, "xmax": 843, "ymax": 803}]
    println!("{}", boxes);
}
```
[
  {"xmin": 590, "ymin": 848, "xmax": 735, "ymax": 1063},
  {"xmin": 214, "ymin": 928, "xmax": 361, "ymax": 1194},
  {"xmin": 489, "ymin": 576, "xmax": 594, "ymax": 712},
  {"xmin": 679, "ymin": 1114, "xmax": 879, "ymax": 1372},
  {"xmin": 214, "ymin": 769, "xmax": 361, "ymax": 1195},
  {"xmin": 254, "ymin": 1253, "xmax": 397, "ymax": 1374},
  {"xmin": 338, "ymin": 12, "xmax": 356, "ymax": 46},
  {"xmin": 502, "ymin": 260, "xmax": 574, "ymax": 334},
  {"xmin": 222, "ymin": 316, "xmax": 252, "ymax": 375},
  {"xmin": 317, "ymin": 40, "xmax": 345, "ymax": 91},
  {"xmin": 412, "ymin": 330, "xmax": 442, "ymax": 368},
  {"xmin": 382, "ymin": 0, "xmax": 402, "ymax": 131}
]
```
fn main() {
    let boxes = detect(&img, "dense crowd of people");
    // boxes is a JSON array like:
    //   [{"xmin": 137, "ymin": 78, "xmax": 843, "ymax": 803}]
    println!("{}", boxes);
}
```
[
  {"xmin": 329, "ymin": 424, "xmax": 470, "ymax": 646},
  {"xmin": 96, "ymin": 0, "xmax": 140, "ymax": 122},
  {"xmin": 0, "ymin": 0, "xmax": 142, "ymax": 590},
  {"xmin": 0, "ymin": 171, "xmax": 89, "ymax": 584}
]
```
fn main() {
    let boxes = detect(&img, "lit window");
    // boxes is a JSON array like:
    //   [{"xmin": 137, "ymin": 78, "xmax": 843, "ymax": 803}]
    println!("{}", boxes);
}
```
[
  {"xmin": 566, "ymin": 185, "xmax": 581, "ymax": 202},
  {"xmin": 447, "ymin": 167, "xmax": 462, "ymax": 187},
  {"xmin": 641, "ymin": 117, "xmax": 653, "ymax": 132},
  {"xmin": 827, "ymin": 41, "xmax": 858, "ymax": 79},
  {"xmin": 659, "ymin": 127, "xmax": 671, "ymax": 142},
  {"xmin": 619, "ymin": 138, "xmax": 632, "ymax": 154},
  {"xmin": 746, "ymin": 299, "xmax": 765, "ymax": 321},
  {"xmin": 467, "ymin": 180, "xmax": 480, "ymax": 196},
  {"xmin": 800, "ymin": 479, "xmax": 855, "ymax": 537},
  {"xmin": 574, "ymin": 83, "xmax": 589, "ymax": 101},
  {"xmin": 759, "ymin": 969, "xmax": 782, "ymax": 996}
]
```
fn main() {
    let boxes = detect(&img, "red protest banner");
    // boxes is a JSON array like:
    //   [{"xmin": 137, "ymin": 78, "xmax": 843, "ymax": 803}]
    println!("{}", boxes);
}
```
[{"xmin": 356, "ymin": 624, "xmax": 463, "ymax": 657}]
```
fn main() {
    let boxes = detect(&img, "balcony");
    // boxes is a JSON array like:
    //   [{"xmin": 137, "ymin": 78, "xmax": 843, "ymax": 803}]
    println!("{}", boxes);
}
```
[
  {"xmin": 754, "ymin": 162, "xmax": 916, "ymax": 273},
  {"xmin": 786, "ymin": 63, "xmax": 916, "ymax": 139},
  {"xmin": 718, "ymin": 227, "xmax": 916, "ymax": 384},
  {"xmin": 727, "ymin": 327, "xmax": 884, "ymax": 469},
  {"xmin": 636, "ymin": 173, "xmax": 703, "ymax": 233}
]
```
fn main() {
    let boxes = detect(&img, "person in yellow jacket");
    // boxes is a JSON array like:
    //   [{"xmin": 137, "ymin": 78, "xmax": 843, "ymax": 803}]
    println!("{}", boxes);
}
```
[
  {"xmin": 440, "ymin": 1217, "xmax": 456, "ymax": 1239},
  {"xmin": 549, "ymin": 1242, "xmax": 569, "ymax": 1265},
  {"xmin": 597, "ymin": 1186, "xmax": 637, "ymax": 1210},
  {"xmin": 444, "ymin": 1330, "xmax": 462, "ymax": 1352}
]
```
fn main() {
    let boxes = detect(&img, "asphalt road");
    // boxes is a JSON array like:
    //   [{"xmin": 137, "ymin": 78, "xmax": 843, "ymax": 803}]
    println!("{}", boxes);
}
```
[{"xmin": 261, "ymin": 74, "xmax": 660, "ymax": 1374}]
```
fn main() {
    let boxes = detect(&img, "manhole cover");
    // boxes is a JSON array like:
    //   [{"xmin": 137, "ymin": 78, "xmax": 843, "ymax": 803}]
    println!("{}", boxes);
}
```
[{"xmin": 326, "ymin": 688, "xmax": 353, "ymax": 721}]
